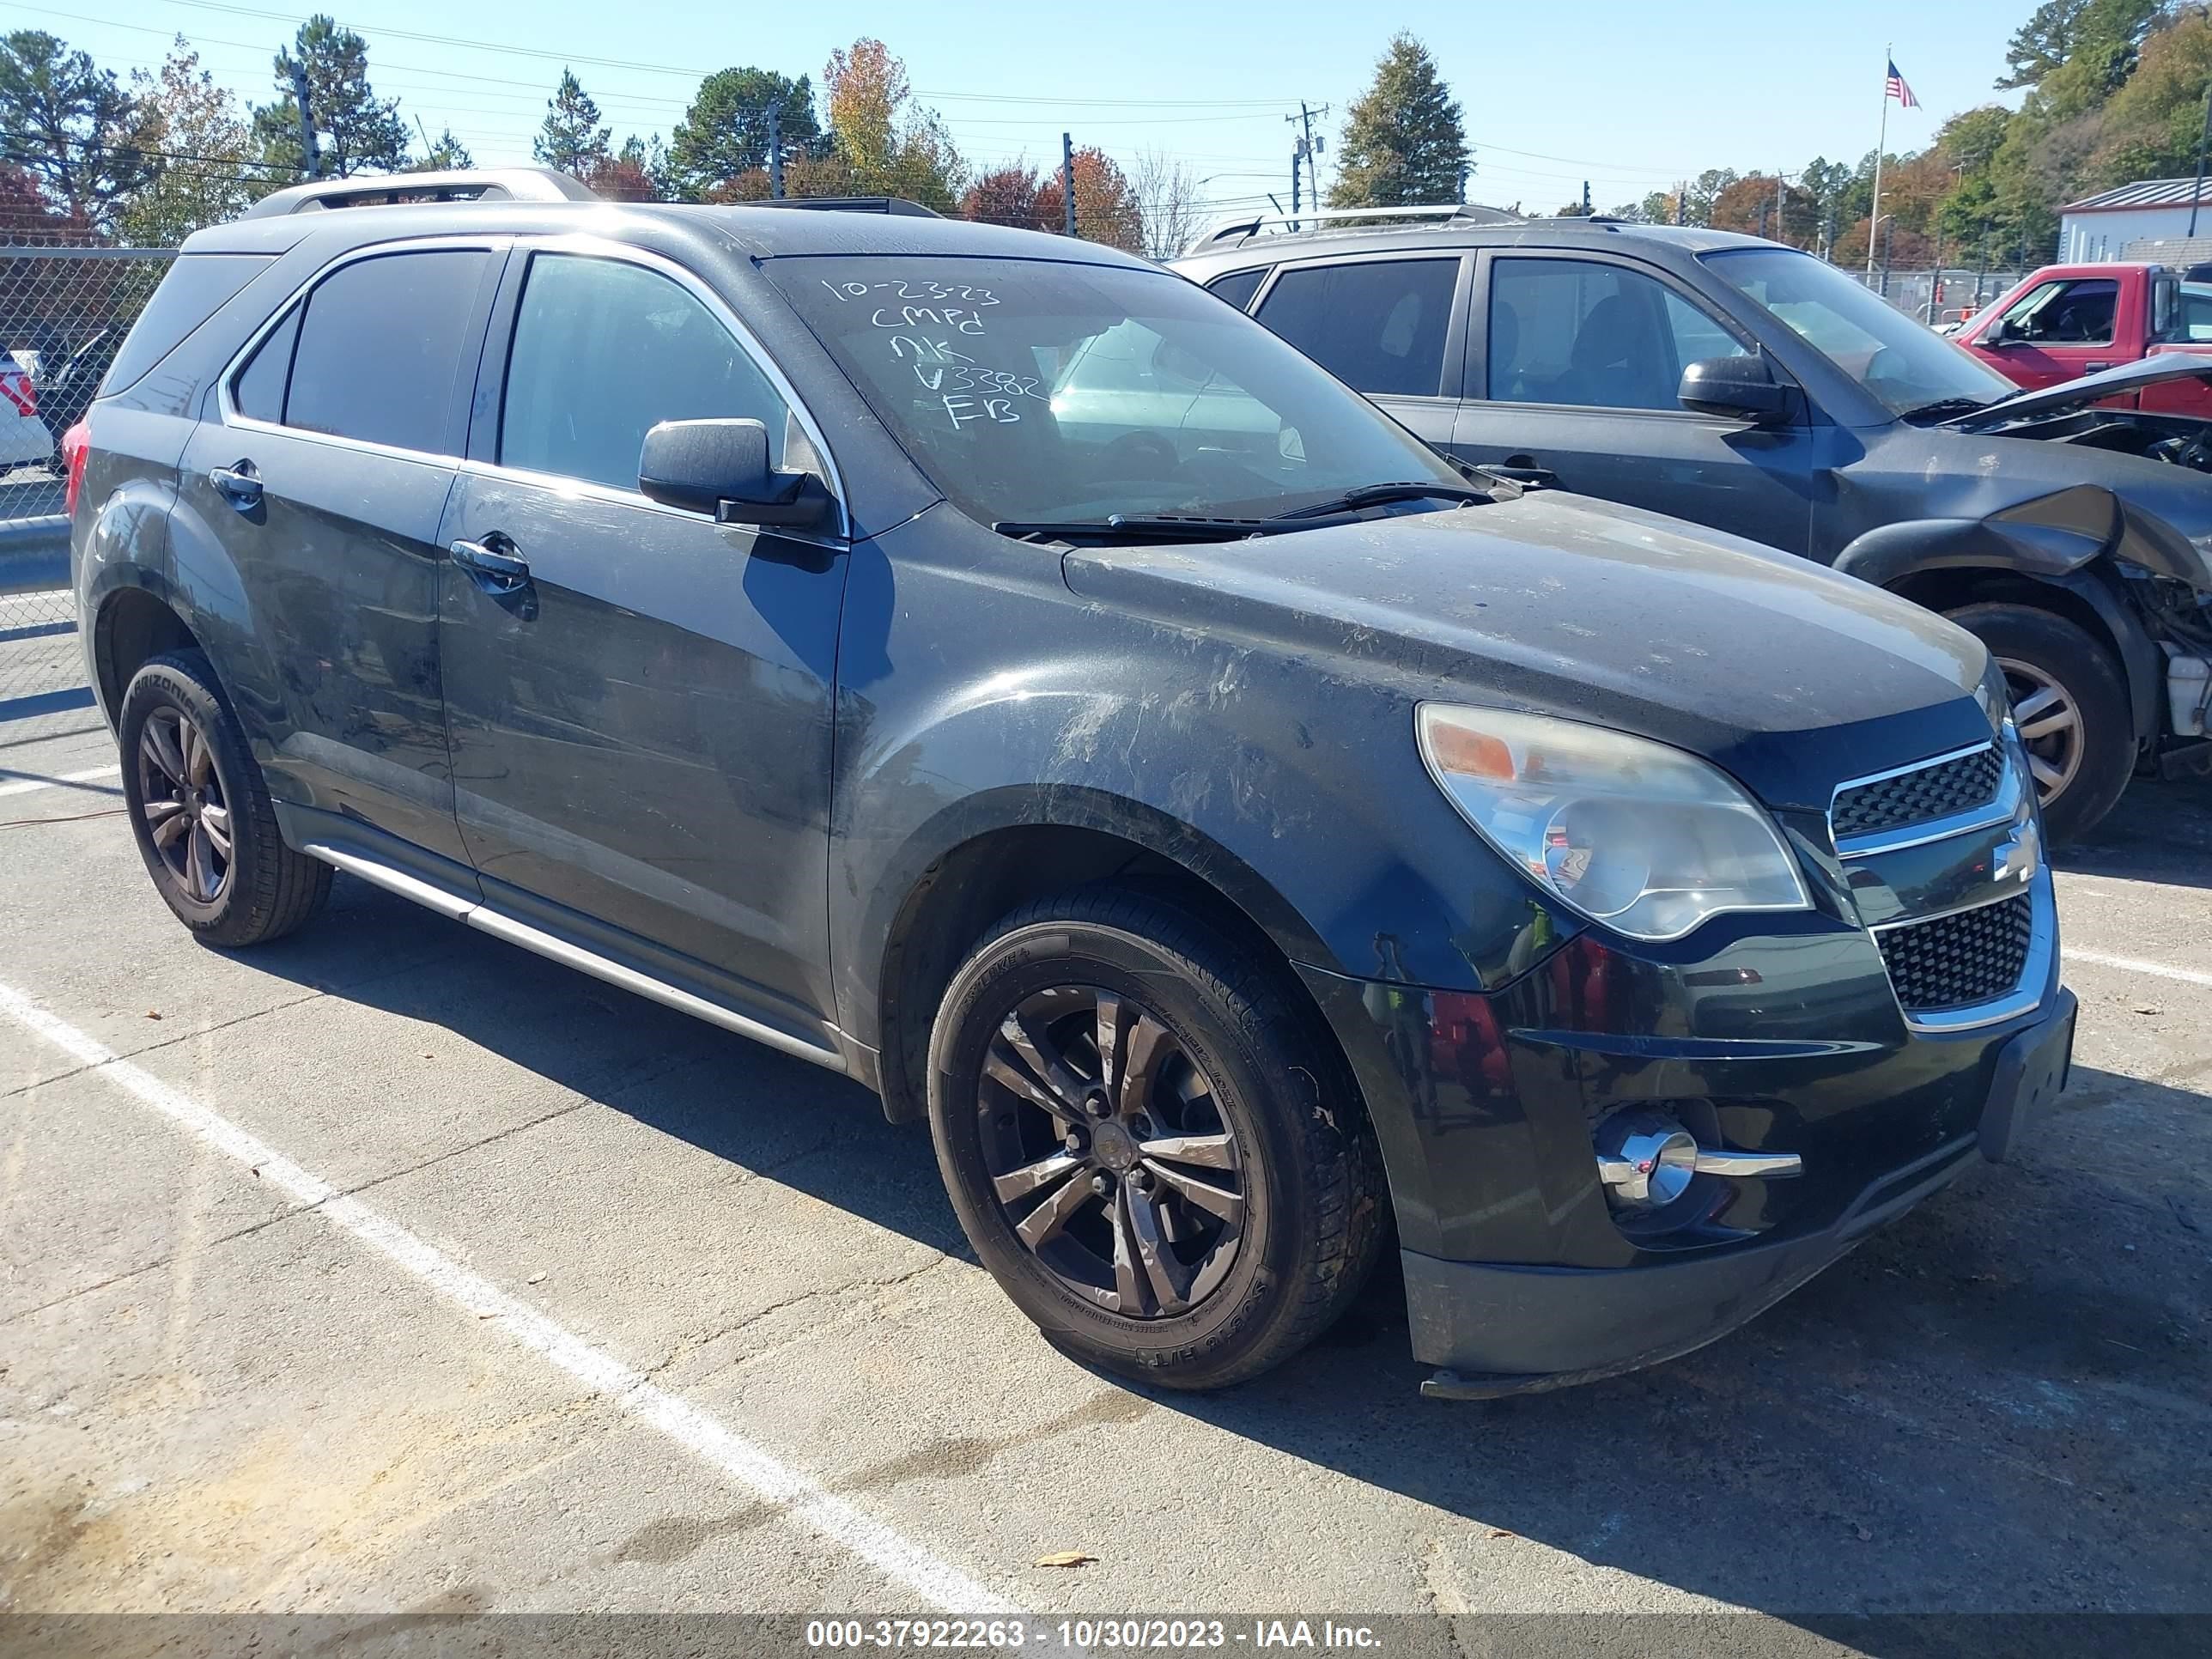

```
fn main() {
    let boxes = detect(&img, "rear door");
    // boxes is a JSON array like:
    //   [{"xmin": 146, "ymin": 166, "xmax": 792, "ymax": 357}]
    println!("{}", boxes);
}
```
[
  {"xmin": 1247, "ymin": 253, "xmax": 1468, "ymax": 453},
  {"xmin": 174, "ymin": 240, "xmax": 501, "ymax": 866},
  {"xmin": 437, "ymin": 242, "xmax": 849, "ymax": 1036},
  {"xmin": 1449, "ymin": 251, "xmax": 1820, "ymax": 554}
]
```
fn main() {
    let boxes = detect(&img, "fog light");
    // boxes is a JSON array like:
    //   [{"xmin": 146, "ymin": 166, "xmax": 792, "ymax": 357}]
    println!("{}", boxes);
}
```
[
  {"xmin": 1595, "ymin": 1109, "xmax": 1804, "ymax": 1214},
  {"xmin": 1595, "ymin": 1112, "xmax": 1700, "ymax": 1211}
]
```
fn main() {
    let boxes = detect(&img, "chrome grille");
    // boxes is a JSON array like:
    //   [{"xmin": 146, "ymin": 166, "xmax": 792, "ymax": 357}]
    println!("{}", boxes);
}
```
[
  {"xmin": 1876, "ymin": 895, "xmax": 2035, "ymax": 1013},
  {"xmin": 1832, "ymin": 746, "xmax": 2004, "ymax": 842}
]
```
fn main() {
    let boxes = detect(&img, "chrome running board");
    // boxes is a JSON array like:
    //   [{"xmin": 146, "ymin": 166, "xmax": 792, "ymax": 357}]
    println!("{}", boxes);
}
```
[{"xmin": 299, "ymin": 841, "xmax": 848, "ymax": 1075}]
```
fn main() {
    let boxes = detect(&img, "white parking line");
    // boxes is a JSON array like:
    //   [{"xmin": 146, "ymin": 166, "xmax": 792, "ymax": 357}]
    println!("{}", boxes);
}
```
[
  {"xmin": 0, "ymin": 763, "xmax": 117, "ymax": 800},
  {"xmin": 2066, "ymin": 948, "xmax": 2212, "ymax": 989},
  {"xmin": 0, "ymin": 979, "xmax": 1020, "ymax": 1615}
]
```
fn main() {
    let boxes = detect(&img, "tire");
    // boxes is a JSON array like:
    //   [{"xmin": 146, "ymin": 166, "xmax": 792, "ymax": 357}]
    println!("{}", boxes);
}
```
[
  {"xmin": 118, "ymin": 649, "xmax": 331, "ymax": 946},
  {"xmin": 1947, "ymin": 602, "xmax": 2133, "ymax": 844},
  {"xmin": 927, "ymin": 887, "xmax": 1386, "ymax": 1389}
]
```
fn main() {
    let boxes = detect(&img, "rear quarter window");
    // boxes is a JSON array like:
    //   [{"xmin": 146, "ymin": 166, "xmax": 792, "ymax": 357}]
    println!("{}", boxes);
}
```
[{"xmin": 99, "ymin": 253, "xmax": 274, "ymax": 397}]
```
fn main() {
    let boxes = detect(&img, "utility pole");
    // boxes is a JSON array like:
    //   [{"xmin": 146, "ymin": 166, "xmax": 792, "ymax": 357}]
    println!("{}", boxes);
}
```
[
  {"xmin": 289, "ymin": 58, "xmax": 320, "ymax": 180},
  {"xmin": 1581, "ymin": 179, "xmax": 1591, "ymax": 215},
  {"xmin": 2189, "ymin": 83, "xmax": 2212, "ymax": 236},
  {"xmin": 768, "ymin": 103, "xmax": 784, "ymax": 199},
  {"xmin": 1289, "ymin": 145, "xmax": 1301, "ymax": 228},
  {"xmin": 1286, "ymin": 103, "xmax": 1328, "ymax": 222},
  {"xmin": 1776, "ymin": 168, "xmax": 1785, "ymax": 244},
  {"xmin": 1061, "ymin": 132, "xmax": 1076, "ymax": 237},
  {"xmin": 1674, "ymin": 181, "xmax": 1686, "ymax": 226}
]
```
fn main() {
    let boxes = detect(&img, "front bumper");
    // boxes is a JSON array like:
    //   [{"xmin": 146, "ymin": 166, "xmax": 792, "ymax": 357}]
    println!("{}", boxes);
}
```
[
  {"xmin": 1297, "ymin": 864, "xmax": 2072, "ymax": 1395},
  {"xmin": 1417, "ymin": 987, "xmax": 2073, "ymax": 1399}
]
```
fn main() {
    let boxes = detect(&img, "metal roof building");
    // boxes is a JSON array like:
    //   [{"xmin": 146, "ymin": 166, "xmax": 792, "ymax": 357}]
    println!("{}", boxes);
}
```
[{"xmin": 2058, "ymin": 178, "xmax": 2212, "ymax": 263}]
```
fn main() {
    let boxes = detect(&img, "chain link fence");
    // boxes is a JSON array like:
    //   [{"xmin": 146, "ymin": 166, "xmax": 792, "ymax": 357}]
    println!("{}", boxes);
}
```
[
  {"xmin": 1850, "ymin": 266, "xmax": 2031, "ymax": 329},
  {"xmin": 2, "ymin": 248, "xmax": 173, "ymax": 741}
]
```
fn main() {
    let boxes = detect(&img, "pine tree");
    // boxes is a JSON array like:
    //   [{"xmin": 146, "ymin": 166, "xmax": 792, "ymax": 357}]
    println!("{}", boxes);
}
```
[
  {"xmin": 251, "ymin": 15, "xmax": 408, "ymax": 179},
  {"xmin": 1327, "ymin": 33, "xmax": 1469, "ymax": 209},
  {"xmin": 534, "ymin": 69, "xmax": 609, "ymax": 177},
  {"xmin": 413, "ymin": 125, "xmax": 472, "ymax": 171},
  {"xmin": 667, "ymin": 67, "xmax": 819, "ymax": 198},
  {"xmin": 0, "ymin": 30, "xmax": 157, "ymax": 231}
]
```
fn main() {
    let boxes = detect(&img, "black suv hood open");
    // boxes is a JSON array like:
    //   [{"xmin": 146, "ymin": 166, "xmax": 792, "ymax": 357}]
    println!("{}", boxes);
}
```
[
  {"xmin": 1943, "ymin": 352, "xmax": 2212, "ymax": 427},
  {"xmin": 1060, "ymin": 493, "xmax": 1991, "ymax": 814}
]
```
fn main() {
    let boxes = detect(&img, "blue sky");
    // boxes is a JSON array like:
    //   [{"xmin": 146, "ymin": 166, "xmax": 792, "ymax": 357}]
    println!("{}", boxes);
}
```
[{"xmin": 49, "ymin": 0, "xmax": 2034, "ymax": 213}]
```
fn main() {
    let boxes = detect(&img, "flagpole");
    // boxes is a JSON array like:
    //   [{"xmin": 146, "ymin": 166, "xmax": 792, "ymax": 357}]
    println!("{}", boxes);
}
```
[{"xmin": 1866, "ymin": 43, "xmax": 1889, "ymax": 276}]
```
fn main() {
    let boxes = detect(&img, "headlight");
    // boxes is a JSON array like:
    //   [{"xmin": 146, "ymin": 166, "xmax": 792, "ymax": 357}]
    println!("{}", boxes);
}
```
[{"xmin": 1415, "ymin": 705, "xmax": 1811, "ymax": 943}]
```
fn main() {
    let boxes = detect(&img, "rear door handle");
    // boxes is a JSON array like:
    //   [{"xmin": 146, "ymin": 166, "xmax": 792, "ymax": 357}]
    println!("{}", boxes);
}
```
[
  {"xmin": 208, "ymin": 461, "xmax": 261, "ymax": 510},
  {"xmin": 449, "ymin": 535, "xmax": 531, "ymax": 592}
]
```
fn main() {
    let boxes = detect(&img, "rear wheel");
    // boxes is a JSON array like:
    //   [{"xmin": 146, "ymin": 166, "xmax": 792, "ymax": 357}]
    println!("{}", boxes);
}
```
[
  {"xmin": 927, "ymin": 888, "xmax": 1385, "ymax": 1389},
  {"xmin": 1946, "ymin": 602, "xmax": 2132, "ymax": 843},
  {"xmin": 118, "ymin": 650, "xmax": 331, "ymax": 946}
]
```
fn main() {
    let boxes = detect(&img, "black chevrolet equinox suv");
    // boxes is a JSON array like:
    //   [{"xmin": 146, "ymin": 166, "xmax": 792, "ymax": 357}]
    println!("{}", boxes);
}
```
[{"xmin": 72, "ymin": 167, "xmax": 2075, "ymax": 1396}]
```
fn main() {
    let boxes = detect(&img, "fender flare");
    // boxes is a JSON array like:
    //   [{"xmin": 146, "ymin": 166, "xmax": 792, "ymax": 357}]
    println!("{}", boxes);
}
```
[{"xmin": 1833, "ymin": 516, "xmax": 2163, "ymax": 743}]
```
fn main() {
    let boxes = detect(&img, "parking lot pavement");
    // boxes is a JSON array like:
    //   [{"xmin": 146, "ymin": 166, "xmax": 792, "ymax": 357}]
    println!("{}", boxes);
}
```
[{"xmin": 2, "ymin": 733, "xmax": 2207, "ymax": 1642}]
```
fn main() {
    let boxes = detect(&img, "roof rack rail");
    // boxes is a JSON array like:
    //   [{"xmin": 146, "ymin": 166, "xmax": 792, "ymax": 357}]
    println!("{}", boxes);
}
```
[
  {"xmin": 240, "ymin": 167, "xmax": 599, "ymax": 219},
  {"xmin": 745, "ymin": 196, "xmax": 944, "ymax": 217},
  {"xmin": 1183, "ymin": 202, "xmax": 1525, "ymax": 254}
]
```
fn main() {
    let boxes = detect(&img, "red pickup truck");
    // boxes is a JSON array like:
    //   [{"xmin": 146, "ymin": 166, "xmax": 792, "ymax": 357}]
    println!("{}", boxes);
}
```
[{"xmin": 1954, "ymin": 262, "xmax": 2212, "ymax": 416}]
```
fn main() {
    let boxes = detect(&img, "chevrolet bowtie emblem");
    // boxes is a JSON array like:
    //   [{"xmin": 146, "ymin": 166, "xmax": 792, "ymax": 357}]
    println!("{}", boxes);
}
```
[{"xmin": 1994, "ymin": 818, "xmax": 2041, "ymax": 886}]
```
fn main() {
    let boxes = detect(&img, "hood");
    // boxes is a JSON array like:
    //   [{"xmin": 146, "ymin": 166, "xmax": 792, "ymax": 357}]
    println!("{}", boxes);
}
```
[
  {"xmin": 1060, "ymin": 493, "xmax": 1992, "ymax": 813},
  {"xmin": 1944, "ymin": 351, "xmax": 2212, "ymax": 427}
]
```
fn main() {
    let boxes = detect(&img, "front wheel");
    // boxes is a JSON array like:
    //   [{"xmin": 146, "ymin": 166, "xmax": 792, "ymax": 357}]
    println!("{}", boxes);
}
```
[
  {"xmin": 1946, "ymin": 602, "xmax": 2133, "ymax": 843},
  {"xmin": 927, "ymin": 889, "xmax": 1385, "ymax": 1389}
]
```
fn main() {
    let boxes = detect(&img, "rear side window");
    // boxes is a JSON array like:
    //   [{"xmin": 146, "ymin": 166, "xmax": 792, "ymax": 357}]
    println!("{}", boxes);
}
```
[
  {"xmin": 283, "ymin": 249, "xmax": 491, "ymax": 453},
  {"xmin": 1254, "ymin": 258, "xmax": 1458, "ymax": 396},
  {"xmin": 233, "ymin": 307, "xmax": 300, "ymax": 423},
  {"xmin": 100, "ymin": 253, "xmax": 273, "ymax": 397},
  {"xmin": 498, "ymin": 252, "xmax": 787, "ymax": 493},
  {"xmin": 1205, "ymin": 268, "xmax": 1266, "ymax": 312}
]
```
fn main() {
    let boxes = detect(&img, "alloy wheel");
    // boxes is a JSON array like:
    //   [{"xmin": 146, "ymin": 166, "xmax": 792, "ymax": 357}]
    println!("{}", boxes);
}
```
[
  {"xmin": 1998, "ymin": 655, "xmax": 2083, "ymax": 807},
  {"xmin": 137, "ymin": 706, "xmax": 233, "ymax": 904},
  {"xmin": 978, "ymin": 984, "xmax": 1246, "ymax": 1320}
]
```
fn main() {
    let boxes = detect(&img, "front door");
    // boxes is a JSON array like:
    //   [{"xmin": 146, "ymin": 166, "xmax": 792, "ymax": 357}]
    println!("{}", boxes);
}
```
[
  {"xmin": 1449, "ymin": 252, "xmax": 1820, "ymax": 555},
  {"xmin": 175, "ymin": 243, "xmax": 501, "ymax": 866},
  {"xmin": 1973, "ymin": 276, "xmax": 2126, "ymax": 392},
  {"xmin": 439, "ymin": 246, "xmax": 848, "ymax": 1030}
]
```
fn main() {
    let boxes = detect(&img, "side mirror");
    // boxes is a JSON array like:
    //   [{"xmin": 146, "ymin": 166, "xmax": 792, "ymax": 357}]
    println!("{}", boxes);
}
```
[
  {"xmin": 638, "ymin": 418, "xmax": 831, "ymax": 530},
  {"xmin": 1984, "ymin": 318, "xmax": 2017, "ymax": 346},
  {"xmin": 1678, "ymin": 354, "xmax": 1788, "ymax": 422}
]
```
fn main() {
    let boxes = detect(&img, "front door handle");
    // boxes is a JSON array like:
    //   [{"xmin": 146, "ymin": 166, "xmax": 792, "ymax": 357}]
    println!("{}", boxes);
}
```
[
  {"xmin": 450, "ymin": 535, "xmax": 531, "ymax": 592},
  {"xmin": 2084, "ymin": 360, "xmax": 2113, "ymax": 372},
  {"xmin": 208, "ymin": 461, "xmax": 261, "ymax": 511}
]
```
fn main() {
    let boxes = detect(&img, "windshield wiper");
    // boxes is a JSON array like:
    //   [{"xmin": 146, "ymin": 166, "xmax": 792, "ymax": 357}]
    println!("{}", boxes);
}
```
[
  {"xmin": 992, "ymin": 514, "xmax": 1283, "ymax": 545},
  {"xmin": 1269, "ymin": 480, "xmax": 1494, "ymax": 520},
  {"xmin": 1898, "ymin": 396, "xmax": 1991, "ymax": 423}
]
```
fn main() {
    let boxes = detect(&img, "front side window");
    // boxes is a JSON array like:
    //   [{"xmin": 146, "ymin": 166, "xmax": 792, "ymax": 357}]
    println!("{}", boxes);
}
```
[
  {"xmin": 1254, "ymin": 258, "xmax": 1457, "ymax": 396},
  {"xmin": 283, "ymin": 249, "xmax": 490, "ymax": 453},
  {"xmin": 499, "ymin": 253, "xmax": 788, "ymax": 493},
  {"xmin": 762, "ymin": 254, "xmax": 1461, "ymax": 528},
  {"xmin": 2001, "ymin": 277, "xmax": 2118, "ymax": 345},
  {"xmin": 1486, "ymin": 258, "xmax": 1748, "ymax": 411}
]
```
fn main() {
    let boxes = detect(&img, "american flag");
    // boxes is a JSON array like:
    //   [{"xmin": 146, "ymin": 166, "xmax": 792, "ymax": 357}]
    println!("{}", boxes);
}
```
[{"xmin": 1886, "ymin": 59, "xmax": 1919, "ymax": 109}]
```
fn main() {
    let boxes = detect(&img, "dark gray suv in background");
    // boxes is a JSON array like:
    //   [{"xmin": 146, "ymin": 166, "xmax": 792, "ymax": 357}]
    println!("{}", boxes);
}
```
[
  {"xmin": 71, "ymin": 169, "xmax": 2072, "ymax": 1397},
  {"xmin": 1176, "ymin": 206, "xmax": 2212, "ymax": 842}
]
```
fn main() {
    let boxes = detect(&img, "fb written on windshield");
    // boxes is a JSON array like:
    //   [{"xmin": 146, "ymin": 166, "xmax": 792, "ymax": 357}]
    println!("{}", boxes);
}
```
[
  {"xmin": 767, "ymin": 254, "xmax": 1457, "ymax": 525},
  {"xmin": 815, "ymin": 276, "xmax": 1050, "ymax": 430}
]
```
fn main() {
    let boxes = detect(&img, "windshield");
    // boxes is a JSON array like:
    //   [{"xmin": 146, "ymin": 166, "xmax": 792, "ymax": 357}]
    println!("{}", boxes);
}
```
[
  {"xmin": 762, "ymin": 254, "xmax": 1462, "ymax": 527},
  {"xmin": 1702, "ymin": 246, "xmax": 2016, "ymax": 418}
]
